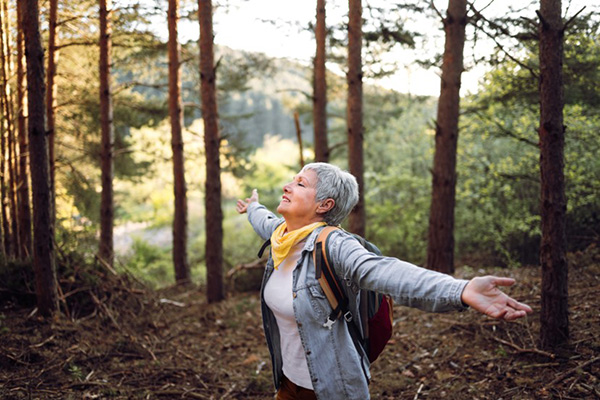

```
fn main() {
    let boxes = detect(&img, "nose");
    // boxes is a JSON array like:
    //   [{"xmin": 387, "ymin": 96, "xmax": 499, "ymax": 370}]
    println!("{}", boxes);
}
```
[{"xmin": 283, "ymin": 181, "xmax": 292, "ymax": 193}]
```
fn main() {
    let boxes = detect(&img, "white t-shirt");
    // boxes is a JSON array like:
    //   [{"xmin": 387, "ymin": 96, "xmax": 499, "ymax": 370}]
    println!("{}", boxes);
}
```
[{"xmin": 263, "ymin": 241, "xmax": 313, "ymax": 390}]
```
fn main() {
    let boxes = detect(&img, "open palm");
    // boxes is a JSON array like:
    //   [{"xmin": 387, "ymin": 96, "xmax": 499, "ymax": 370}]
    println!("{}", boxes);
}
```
[{"xmin": 461, "ymin": 276, "xmax": 533, "ymax": 321}]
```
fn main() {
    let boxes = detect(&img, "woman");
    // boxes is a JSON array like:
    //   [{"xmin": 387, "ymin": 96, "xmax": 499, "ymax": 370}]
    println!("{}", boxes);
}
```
[{"xmin": 236, "ymin": 162, "xmax": 532, "ymax": 400}]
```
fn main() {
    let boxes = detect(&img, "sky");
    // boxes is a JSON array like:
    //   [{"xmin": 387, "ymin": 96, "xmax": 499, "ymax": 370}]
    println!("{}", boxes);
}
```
[
  {"xmin": 178, "ymin": 0, "xmax": 449, "ymax": 96},
  {"xmin": 174, "ymin": 0, "xmax": 594, "ymax": 97}
]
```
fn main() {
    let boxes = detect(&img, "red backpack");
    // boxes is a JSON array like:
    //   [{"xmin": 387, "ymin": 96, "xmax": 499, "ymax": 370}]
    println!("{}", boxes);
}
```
[{"xmin": 312, "ymin": 226, "xmax": 393, "ymax": 363}]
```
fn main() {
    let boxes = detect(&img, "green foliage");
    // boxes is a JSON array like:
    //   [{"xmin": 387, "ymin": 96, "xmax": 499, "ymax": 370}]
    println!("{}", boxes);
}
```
[
  {"xmin": 240, "ymin": 136, "xmax": 301, "ymax": 212},
  {"xmin": 39, "ymin": 2, "xmax": 599, "ymax": 290},
  {"xmin": 65, "ymin": 363, "xmax": 86, "ymax": 381},
  {"xmin": 121, "ymin": 238, "xmax": 174, "ymax": 288},
  {"xmin": 356, "ymin": 17, "xmax": 600, "ymax": 267},
  {"xmin": 223, "ymin": 205, "xmax": 266, "ymax": 270},
  {"xmin": 451, "ymin": 23, "xmax": 600, "ymax": 265},
  {"xmin": 364, "ymin": 99, "xmax": 436, "ymax": 263}
]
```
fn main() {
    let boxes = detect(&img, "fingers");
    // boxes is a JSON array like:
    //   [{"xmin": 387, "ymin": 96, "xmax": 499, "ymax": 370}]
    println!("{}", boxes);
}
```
[
  {"xmin": 503, "ymin": 309, "xmax": 527, "ymax": 321},
  {"xmin": 491, "ymin": 296, "xmax": 533, "ymax": 321},
  {"xmin": 490, "ymin": 276, "xmax": 516, "ymax": 287},
  {"xmin": 507, "ymin": 297, "xmax": 533, "ymax": 314},
  {"xmin": 236, "ymin": 199, "xmax": 248, "ymax": 214},
  {"xmin": 236, "ymin": 189, "xmax": 258, "ymax": 214}
]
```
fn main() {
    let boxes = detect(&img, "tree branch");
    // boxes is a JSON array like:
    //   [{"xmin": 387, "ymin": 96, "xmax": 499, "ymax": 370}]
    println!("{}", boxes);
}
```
[
  {"xmin": 55, "ymin": 41, "xmax": 97, "ymax": 50},
  {"xmin": 275, "ymin": 88, "xmax": 313, "ymax": 100},
  {"xmin": 468, "ymin": 2, "xmax": 539, "ymax": 79},
  {"xmin": 548, "ymin": 356, "xmax": 600, "ymax": 386},
  {"xmin": 430, "ymin": 0, "xmax": 444, "ymax": 21},
  {"xmin": 563, "ymin": 6, "xmax": 587, "ymax": 33},
  {"xmin": 473, "ymin": 110, "xmax": 539, "ymax": 147},
  {"xmin": 535, "ymin": 10, "xmax": 549, "ymax": 30}
]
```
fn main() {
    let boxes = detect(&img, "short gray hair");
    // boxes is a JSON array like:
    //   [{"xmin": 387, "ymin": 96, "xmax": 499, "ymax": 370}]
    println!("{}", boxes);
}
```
[{"xmin": 301, "ymin": 162, "xmax": 359, "ymax": 226}]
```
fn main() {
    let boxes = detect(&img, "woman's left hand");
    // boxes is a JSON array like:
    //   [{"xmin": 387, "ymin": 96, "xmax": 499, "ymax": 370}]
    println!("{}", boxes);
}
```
[
  {"xmin": 236, "ymin": 189, "xmax": 259, "ymax": 214},
  {"xmin": 461, "ymin": 276, "xmax": 533, "ymax": 321}
]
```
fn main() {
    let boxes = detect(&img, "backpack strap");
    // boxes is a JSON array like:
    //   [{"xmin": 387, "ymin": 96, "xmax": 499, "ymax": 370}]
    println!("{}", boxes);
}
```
[
  {"xmin": 314, "ymin": 227, "xmax": 370, "ymax": 376},
  {"xmin": 314, "ymin": 227, "xmax": 342, "ymax": 322},
  {"xmin": 313, "ymin": 226, "xmax": 356, "ymax": 329},
  {"xmin": 257, "ymin": 238, "xmax": 271, "ymax": 259}
]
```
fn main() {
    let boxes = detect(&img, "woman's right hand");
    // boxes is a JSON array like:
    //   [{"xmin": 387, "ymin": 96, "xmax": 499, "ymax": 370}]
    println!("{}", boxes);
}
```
[{"xmin": 236, "ymin": 189, "xmax": 259, "ymax": 214}]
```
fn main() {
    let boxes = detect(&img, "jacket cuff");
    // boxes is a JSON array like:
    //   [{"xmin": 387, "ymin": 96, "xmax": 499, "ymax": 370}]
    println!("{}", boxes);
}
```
[{"xmin": 453, "ymin": 279, "xmax": 470, "ymax": 310}]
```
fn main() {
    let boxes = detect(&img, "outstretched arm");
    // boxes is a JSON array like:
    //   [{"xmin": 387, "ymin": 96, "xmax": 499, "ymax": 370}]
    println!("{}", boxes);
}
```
[
  {"xmin": 236, "ymin": 189, "xmax": 259, "ymax": 214},
  {"xmin": 461, "ymin": 276, "xmax": 533, "ymax": 321},
  {"xmin": 236, "ymin": 189, "xmax": 281, "ymax": 241}
]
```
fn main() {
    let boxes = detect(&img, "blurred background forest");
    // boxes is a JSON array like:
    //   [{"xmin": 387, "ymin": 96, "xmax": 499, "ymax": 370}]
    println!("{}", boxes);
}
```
[
  {"xmin": 0, "ymin": 0, "xmax": 597, "ymax": 303},
  {"xmin": 7, "ymin": 0, "xmax": 594, "ymax": 286}
]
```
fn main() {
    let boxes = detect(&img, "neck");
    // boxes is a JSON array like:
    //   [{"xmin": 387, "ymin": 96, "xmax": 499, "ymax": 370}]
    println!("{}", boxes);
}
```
[{"xmin": 284, "ymin": 217, "xmax": 325, "ymax": 232}]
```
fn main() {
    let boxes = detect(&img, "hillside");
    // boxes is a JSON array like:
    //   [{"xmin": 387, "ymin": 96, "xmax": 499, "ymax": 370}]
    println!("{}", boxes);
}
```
[{"xmin": 124, "ymin": 43, "xmax": 418, "ymax": 148}]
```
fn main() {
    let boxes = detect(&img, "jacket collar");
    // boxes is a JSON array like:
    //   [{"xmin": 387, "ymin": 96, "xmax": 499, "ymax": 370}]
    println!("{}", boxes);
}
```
[{"xmin": 301, "ymin": 225, "xmax": 328, "ymax": 253}]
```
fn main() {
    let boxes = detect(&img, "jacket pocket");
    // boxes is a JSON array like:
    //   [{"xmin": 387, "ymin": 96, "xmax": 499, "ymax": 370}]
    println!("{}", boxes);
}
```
[{"xmin": 307, "ymin": 284, "xmax": 330, "ymax": 320}]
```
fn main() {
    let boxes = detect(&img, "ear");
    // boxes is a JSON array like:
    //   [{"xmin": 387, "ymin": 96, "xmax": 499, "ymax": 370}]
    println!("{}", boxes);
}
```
[{"xmin": 316, "ymin": 198, "xmax": 335, "ymax": 215}]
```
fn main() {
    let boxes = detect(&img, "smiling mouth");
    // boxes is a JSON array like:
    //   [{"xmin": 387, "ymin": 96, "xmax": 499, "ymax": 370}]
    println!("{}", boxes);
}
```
[{"xmin": 281, "ymin": 196, "xmax": 290, "ymax": 203}]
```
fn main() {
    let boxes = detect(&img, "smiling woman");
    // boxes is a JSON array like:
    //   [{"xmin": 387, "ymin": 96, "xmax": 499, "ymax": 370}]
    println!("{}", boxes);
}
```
[
  {"xmin": 236, "ymin": 162, "xmax": 532, "ymax": 400},
  {"xmin": 276, "ymin": 170, "xmax": 326, "ymax": 232}
]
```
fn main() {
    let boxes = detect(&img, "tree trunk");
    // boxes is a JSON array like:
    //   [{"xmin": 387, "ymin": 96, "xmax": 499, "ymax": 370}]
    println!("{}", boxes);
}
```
[
  {"xmin": 0, "ymin": 0, "xmax": 13, "ymax": 258},
  {"xmin": 16, "ymin": 0, "xmax": 32, "ymax": 260},
  {"xmin": 538, "ymin": 0, "xmax": 568, "ymax": 350},
  {"xmin": 1, "ymin": 0, "xmax": 19, "ymax": 259},
  {"xmin": 168, "ymin": 0, "xmax": 190, "ymax": 284},
  {"xmin": 313, "ymin": 0, "xmax": 328, "ymax": 162},
  {"xmin": 199, "ymin": 0, "xmax": 224, "ymax": 303},
  {"xmin": 46, "ymin": 0, "xmax": 58, "ymax": 224},
  {"xmin": 22, "ymin": 0, "xmax": 58, "ymax": 317},
  {"xmin": 98, "ymin": 0, "xmax": 114, "ymax": 268},
  {"xmin": 294, "ymin": 111, "xmax": 304, "ymax": 168},
  {"xmin": 426, "ymin": 0, "xmax": 467, "ymax": 274},
  {"xmin": 347, "ymin": 0, "xmax": 365, "ymax": 237}
]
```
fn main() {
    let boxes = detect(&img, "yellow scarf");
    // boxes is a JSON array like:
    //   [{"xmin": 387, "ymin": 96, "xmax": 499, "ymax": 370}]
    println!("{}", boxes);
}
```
[{"xmin": 271, "ymin": 221, "xmax": 326, "ymax": 269}]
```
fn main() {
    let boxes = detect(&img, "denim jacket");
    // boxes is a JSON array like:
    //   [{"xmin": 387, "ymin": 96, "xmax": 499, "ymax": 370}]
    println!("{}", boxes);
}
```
[{"xmin": 247, "ymin": 202, "xmax": 469, "ymax": 400}]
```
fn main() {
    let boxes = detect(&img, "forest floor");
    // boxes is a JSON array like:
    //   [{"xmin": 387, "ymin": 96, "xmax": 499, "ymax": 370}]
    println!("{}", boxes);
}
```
[{"xmin": 1, "ymin": 246, "xmax": 599, "ymax": 400}]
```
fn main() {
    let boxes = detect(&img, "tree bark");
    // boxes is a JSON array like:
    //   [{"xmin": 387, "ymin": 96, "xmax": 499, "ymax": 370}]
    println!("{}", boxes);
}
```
[
  {"xmin": 22, "ymin": 0, "xmax": 58, "ymax": 317},
  {"xmin": 426, "ymin": 0, "xmax": 467, "ymax": 274},
  {"xmin": 98, "ymin": 0, "xmax": 114, "ymax": 268},
  {"xmin": 0, "ymin": 0, "xmax": 11, "ymax": 258},
  {"xmin": 16, "ymin": 0, "xmax": 32, "ymax": 260},
  {"xmin": 168, "ymin": 0, "xmax": 190, "ymax": 284},
  {"xmin": 313, "ymin": 0, "xmax": 328, "ymax": 162},
  {"xmin": 46, "ymin": 0, "xmax": 58, "ymax": 224},
  {"xmin": 538, "ymin": 0, "xmax": 568, "ymax": 350},
  {"xmin": 1, "ymin": 0, "xmax": 19, "ymax": 259},
  {"xmin": 294, "ymin": 111, "xmax": 304, "ymax": 168},
  {"xmin": 199, "ymin": 0, "xmax": 224, "ymax": 302},
  {"xmin": 347, "ymin": 0, "xmax": 365, "ymax": 237}
]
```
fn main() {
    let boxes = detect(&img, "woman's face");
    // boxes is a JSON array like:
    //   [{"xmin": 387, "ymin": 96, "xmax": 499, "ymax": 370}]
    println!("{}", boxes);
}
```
[{"xmin": 277, "ymin": 169, "xmax": 321, "ymax": 226}]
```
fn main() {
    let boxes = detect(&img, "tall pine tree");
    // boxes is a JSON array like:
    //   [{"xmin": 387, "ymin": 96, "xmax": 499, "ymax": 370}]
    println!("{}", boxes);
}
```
[
  {"xmin": 347, "ymin": 0, "xmax": 365, "ymax": 237},
  {"xmin": 538, "ymin": 0, "xmax": 568, "ymax": 349},
  {"xmin": 426, "ymin": 0, "xmax": 467, "ymax": 274},
  {"xmin": 168, "ymin": 0, "xmax": 190, "ymax": 284},
  {"xmin": 23, "ymin": 0, "xmax": 58, "ymax": 317},
  {"xmin": 313, "ymin": 0, "xmax": 328, "ymax": 162},
  {"xmin": 98, "ymin": 0, "xmax": 115, "ymax": 268},
  {"xmin": 199, "ymin": 0, "xmax": 224, "ymax": 302},
  {"xmin": 16, "ymin": 0, "xmax": 32, "ymax": 259}
]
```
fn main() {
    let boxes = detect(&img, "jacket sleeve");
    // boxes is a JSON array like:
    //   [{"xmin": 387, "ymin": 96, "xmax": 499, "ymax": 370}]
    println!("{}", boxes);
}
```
[
  {"xmin": 246, "ymin": 202, "xmax": 284, "ymax": 241},
  {"xmin": 328, "ymin": 231, "xmax": 468, "ymax": 313}
]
